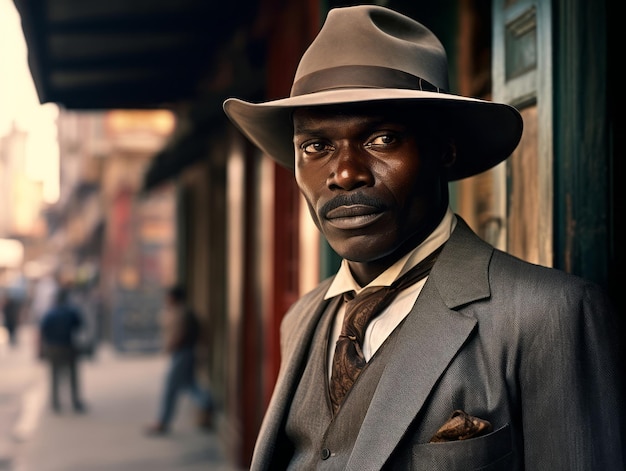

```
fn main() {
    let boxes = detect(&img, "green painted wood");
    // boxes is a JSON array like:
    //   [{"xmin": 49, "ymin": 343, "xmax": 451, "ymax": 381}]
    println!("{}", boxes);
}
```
[
  {"xmin": 319, "ymin": 237, "xmax": 341, "ymax": 281},
  {"xmin": 553, "ymin": 0, "xmax": 611, "ymax": 288}
]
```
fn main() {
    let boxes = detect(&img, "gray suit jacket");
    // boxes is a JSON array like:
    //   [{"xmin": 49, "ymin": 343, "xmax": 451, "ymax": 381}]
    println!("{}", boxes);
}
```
[{"xmin": 251, "ymin": 217, "xmax": 624, "ymax": 470}]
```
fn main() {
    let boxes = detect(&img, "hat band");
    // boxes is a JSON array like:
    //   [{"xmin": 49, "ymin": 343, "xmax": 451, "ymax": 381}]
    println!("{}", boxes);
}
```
[{"xmin": 291, "ymin": 65, "xmax": 445, "ymax": 96}]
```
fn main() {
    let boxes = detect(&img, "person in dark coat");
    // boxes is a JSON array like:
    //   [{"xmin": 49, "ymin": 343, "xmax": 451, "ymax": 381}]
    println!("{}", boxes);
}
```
[
  {"xmin": 2, "ymin": 294, "xmax": 22, "ymax": 347},
  {"xmin": 40, "ymin": 287, "xmax": 85, "ymax": 412}
]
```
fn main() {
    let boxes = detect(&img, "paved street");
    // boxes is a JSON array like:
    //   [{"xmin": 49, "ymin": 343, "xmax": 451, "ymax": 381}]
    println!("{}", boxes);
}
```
[{"xmin": 0, "ymin": 325, "xmax": 239, "ymax": 471}]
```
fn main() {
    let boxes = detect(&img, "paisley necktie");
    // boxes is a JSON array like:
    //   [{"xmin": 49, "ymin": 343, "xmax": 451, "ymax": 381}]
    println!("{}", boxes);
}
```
[{"xmin": 329, "ymin": 245, "xmax": 443, "ymax": 414}]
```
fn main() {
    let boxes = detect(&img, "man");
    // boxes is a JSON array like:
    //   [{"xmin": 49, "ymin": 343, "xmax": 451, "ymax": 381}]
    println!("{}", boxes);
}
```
[
  {"xmin": 39, "ymin": 287, "xmax": 85, "ymax": 413},
  {"xmin": 223, "ymin": 5, "xmax": 624, "ymax": 470},
  {"xmin": 145, "ymin": 284, "xmax": 214, "ymax": 435}
]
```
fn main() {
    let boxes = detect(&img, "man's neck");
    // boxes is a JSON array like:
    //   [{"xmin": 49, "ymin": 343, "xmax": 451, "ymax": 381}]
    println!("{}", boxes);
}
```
[{"xmin": 346, "ymin": 208, "xmax": 454, "ymax": 287}]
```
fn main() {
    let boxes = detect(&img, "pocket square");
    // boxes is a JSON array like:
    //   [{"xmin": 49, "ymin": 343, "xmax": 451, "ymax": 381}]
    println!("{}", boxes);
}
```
[{"xmin": 429, "ymin": 409, "xmax": 493, "ymax": 443}]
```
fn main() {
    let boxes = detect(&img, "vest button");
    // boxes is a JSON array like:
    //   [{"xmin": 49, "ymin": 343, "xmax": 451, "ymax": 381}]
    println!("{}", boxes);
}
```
[{"xmin": 320, "ymin": 448, "xmax": 331, "ymax": 460}]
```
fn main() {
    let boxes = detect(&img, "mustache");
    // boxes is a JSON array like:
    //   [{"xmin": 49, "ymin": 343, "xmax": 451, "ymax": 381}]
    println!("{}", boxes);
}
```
[{"xmin": 319, "ymin": 192, "xmax": 387, "ymax": 217}]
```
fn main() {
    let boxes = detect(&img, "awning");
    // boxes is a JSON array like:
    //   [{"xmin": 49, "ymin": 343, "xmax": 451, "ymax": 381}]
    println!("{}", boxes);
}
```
[{"xmin": 13, "ymin": 0, "xmax": 260, "ymax": 109}]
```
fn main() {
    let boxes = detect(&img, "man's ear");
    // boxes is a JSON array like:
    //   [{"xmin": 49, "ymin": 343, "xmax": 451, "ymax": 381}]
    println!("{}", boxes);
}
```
[{"xmin": 441, "ymin": 141, "xmax": 457, "ymax": 168}]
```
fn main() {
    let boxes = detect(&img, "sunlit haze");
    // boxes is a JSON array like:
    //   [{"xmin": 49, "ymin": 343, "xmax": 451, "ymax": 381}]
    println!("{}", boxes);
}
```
[{"xmin": 0, "ymin": 0, "xmax": 59, "ymax": 204}]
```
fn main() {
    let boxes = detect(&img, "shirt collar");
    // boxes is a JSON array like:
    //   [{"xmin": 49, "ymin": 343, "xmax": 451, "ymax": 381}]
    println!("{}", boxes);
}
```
[{"xmin": 324, "ymin": 207, "xmax": 456, "ymax": 300}]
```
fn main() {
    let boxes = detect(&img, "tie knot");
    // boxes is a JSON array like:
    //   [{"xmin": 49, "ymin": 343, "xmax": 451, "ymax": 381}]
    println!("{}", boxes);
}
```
[
  {"xmin": 329, "ymin": 243, "xmax": 445, "ymax": 414},
  {"xmin": 339, "ymin": 243, "xmax": 445, "ymax": 342}
]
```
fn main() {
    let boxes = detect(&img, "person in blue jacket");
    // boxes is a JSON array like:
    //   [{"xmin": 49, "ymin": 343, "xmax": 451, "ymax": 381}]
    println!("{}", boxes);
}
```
[
  {"xmin": 40, "ymin": 287, "xmax": 85, "ymax": 413},
  {"xmin": 145, "ymin": 284, "xmax": 214, "ymax": 435}
]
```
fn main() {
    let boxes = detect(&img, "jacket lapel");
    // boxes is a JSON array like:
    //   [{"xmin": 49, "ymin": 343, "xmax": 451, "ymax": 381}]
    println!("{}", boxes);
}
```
[
  {"xmin": 251, "ymin": 281, "xmax": 337, "ymax": 469},
  {"xmin": 347, "ymin": 218, "xmax": 494, "ymax": 470}
]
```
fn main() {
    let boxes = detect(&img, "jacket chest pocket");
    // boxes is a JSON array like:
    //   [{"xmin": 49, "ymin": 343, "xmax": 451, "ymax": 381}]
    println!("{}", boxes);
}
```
[{"xmin": 408, "ymin": 424, "xmax": 515, "ymax": 471}]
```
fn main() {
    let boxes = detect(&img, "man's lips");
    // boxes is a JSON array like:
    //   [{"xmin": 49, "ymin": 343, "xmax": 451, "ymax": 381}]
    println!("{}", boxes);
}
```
[
  {"xmin": 326, "ymin": 204, "xmax": 380, "ymax": 219},
  {"xmin": 320, "ymin": 193, "xmax": 387, "ymax": 230},
  {"xmin": 325, "ymin": 204, "xmax": 385, "ymax": 230}
]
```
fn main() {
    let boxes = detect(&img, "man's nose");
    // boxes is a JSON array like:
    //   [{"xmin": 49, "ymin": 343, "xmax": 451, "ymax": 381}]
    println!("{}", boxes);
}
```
[{"xmin": 326, "ymin": 145, "xmax": 374, "ymax": 190}]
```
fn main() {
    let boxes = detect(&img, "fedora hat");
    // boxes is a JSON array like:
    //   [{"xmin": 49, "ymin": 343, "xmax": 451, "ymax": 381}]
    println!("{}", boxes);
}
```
[{"xmin": 223, "ymin": 4, "xmax": 523, "ymax": 181}]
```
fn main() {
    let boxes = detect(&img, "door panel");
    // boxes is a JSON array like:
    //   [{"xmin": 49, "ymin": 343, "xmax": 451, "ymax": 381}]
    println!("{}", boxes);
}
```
[{"xmin": 493, "ymin": 0, "xmax": 553, "ymax": 266}]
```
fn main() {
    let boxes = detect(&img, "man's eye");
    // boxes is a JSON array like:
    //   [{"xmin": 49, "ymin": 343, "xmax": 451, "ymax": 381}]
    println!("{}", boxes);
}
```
[
  {"xmin": 302, "ymin": 141, "xmax": 330, "ymax": 154},
  {"xmin": 367, "ymin": 134, "xmax": 396, "ymax": 147}
]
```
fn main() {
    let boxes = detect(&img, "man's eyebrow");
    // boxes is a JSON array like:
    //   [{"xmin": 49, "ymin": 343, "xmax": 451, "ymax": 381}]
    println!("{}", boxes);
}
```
[{"xmin": 293, "ymin": 122, "xmax": 324, "ymax": 135}]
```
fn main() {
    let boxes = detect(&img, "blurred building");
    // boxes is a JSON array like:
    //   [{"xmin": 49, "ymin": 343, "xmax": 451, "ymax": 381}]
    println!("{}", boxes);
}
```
[
  {"xmin": 0, "ymin": 124, "xmax": 45, "ymax": 239},
  {"xmin": 44, "ymin": 109, "xmax": 178, "ymax": 350},
  {"xmin": 0, "ymin": 123, "xmax": 46, "ymax": 308}
]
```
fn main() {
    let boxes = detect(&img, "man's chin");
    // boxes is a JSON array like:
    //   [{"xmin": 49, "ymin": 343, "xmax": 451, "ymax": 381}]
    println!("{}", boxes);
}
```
[{"xmin": 328, "ymin": 240, "xmax": 399, "ymax": 265}]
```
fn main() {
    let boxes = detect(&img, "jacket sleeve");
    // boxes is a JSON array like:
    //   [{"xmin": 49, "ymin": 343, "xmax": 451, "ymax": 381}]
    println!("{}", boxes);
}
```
[{"xmin": 519, "ymin": 279, "xmax": 625, "ymax": 469}]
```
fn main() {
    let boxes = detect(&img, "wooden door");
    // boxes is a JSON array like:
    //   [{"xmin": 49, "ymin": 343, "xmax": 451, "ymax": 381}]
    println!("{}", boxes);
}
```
[{"xmin": 492, "ymin": 0, "xmax": 553, "ymax": 266}]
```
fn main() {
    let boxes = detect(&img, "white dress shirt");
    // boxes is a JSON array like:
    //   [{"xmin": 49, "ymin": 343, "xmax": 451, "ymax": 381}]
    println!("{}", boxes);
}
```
[{"xmin": 324, "ymin": 208, "xmax": 457, "ymax": 376}]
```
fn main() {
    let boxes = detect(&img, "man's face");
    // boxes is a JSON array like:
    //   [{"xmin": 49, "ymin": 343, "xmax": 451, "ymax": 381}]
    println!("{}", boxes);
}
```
[{"xmin": 293, "ymin": 103, "xmax": 448, "ymax": 266}]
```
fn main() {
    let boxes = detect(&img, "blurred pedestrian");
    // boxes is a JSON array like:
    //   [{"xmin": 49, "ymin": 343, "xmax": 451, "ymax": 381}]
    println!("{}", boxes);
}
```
[
  {"xmin": 145, "ymin": 284, "xmax": 214, "ymax": 435},
  {"xmin": 39, "ymin": 287, "xmax": 86, "ymax": 413},
  {"xmin": 2, "ymin": 292, "xmax": 22, "ymax": 347}
]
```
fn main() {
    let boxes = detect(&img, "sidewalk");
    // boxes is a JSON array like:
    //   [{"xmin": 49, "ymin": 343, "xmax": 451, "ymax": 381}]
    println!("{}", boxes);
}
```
[{"xmin": 2, "ymin": 326, "xmax": 239, "ymax": 471}]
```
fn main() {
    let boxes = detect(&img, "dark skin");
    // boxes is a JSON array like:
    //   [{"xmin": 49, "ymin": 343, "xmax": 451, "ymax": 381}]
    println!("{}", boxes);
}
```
[{"xmin": 293, "ymin": 103, "xmax": 452, "ymax": 286}]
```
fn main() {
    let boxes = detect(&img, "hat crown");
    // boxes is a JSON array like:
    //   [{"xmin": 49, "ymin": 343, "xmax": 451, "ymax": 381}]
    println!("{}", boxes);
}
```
[{"xmin": 291, "ymin": 5, "xmax": 450, "ymax": 96}]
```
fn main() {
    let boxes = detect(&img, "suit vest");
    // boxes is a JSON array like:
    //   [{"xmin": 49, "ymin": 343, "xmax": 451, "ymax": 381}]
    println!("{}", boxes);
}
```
[{"xmin": 284, "ymin": 296, "xmax": 403, "ymax": 470}]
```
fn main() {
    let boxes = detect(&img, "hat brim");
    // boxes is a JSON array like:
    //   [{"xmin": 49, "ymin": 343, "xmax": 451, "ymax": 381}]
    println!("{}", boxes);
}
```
[{"xmin": 223, "ymin": 88, "xmax": 523, "ymax": 181}]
